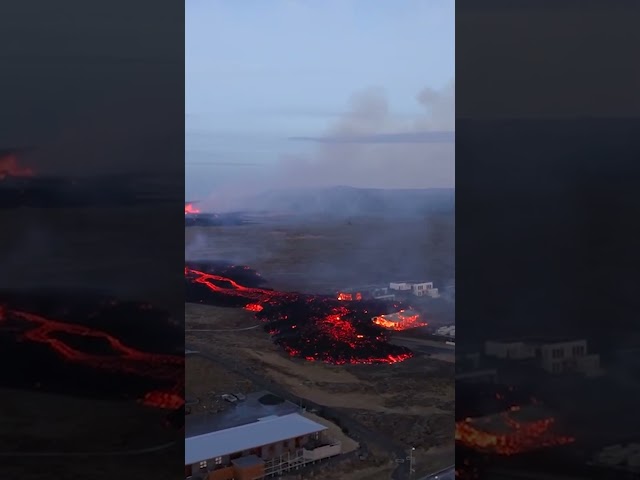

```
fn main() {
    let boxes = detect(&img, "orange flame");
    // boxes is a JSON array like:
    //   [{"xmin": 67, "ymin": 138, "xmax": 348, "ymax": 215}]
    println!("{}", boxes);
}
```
[
  {"xmin": 455, "ymin": 409, "xmax": 575, "ymax": 455},
  {"xmin": 185, "ymin": 203, "xmax": 200, "ymax": 215}
]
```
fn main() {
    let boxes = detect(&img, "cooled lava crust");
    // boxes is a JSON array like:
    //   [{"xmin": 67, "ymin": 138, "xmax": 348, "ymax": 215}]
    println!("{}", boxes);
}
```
[
  {"xmin": 0, "ymin": 290, "xmax": 184, "ymax": 410},
  {"xmin": 185, "ymin": 261, "xmax": 414, "ymax": 365}
]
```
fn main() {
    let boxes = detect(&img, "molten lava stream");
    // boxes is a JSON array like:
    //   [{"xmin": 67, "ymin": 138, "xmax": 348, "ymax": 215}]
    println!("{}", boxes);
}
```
[
  {"xmin": 455, "ymin": 408, "xmax": 575, "ymax": 455},
  {"xmin": 185, "ymin": 265, "xmax": 414, "ymax": 365},
  {"xmin": 3, "ymin": 307, "xmax": 184, "ymax": 410}
]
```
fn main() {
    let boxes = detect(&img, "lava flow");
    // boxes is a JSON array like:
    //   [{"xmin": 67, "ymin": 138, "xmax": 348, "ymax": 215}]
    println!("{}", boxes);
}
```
[
  {"xmin": 455, "ymin": 405, "xmax": 575, "ymax": 455},
  {"xmin": 185, "ymin": 202, "xmax": 200, "ymax": 214},
  {"xmin": 0, "ymin": 299, "xmax": 184, "ymax": 410},
  {"xmin": 185, "ymin": 262, "xmax": 414, "ymax": 364}
]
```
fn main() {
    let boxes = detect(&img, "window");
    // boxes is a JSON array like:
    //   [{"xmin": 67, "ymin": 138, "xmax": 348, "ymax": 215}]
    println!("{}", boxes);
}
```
[
  {"xmin": 552, "ymin": 362, "xmax": 561, "ymax": 374},
  {"xmin": 551, "ymin": 348, "xmax": 564, "ymax": 359},
  {"xmin": 214, "ymin": 457, "xmax": 222, "ymax": 465},
  {"xmin": 572, "ymin": 345, "xmax": 585, "ymax": 357},
  {"xmin": 199, "ymin": 461, "xmax": 207, "ymax": 470}
]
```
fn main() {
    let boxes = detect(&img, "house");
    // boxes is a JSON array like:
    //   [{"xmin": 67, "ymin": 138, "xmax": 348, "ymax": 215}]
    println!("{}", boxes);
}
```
[
  {"xmin": 539, "ymin": 339, "xmax": 601, "ymax": 376},
  {"xmin": 484, "ymin": 340, "xmax": 537, "ymax": 360},
  {"xmin": 336, "ymin": 285, "xmax": 395, "ymax": 301},
  {"xmin": 389, "ymin": 281, "xmax": 439, "ymax": 298},
  {"xmin": 185, "ymin": 413, "xmax": 340, "ymax": 480},
  {"xmin": 484, "ymin": 338, "xmax": 602, "ymax": 377},
  {"xmin": 372, "ymin": 309, "xmax": 426, "ymax": 331}
]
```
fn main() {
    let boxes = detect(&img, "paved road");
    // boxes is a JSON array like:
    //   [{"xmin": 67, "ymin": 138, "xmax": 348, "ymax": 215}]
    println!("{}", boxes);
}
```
[{"xmin": 418, "ymin": 465, "xmax": 455, "ymax": 480}]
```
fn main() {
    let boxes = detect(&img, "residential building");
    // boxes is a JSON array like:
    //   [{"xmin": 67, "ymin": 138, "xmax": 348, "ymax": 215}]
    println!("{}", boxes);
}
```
[
  {"xmin": 539, "ymin": 339, "xmax": 601, "ymax": 376},
  {"xmin": 484, "ymin": 338, "xmax": 602, "ymax": 377},
  {"xmin": 484, "ymin": 340, "xmax": 536, "ymax": 360},
  {"xmin": 185, "ymin": 391, "xmax": 342, "ymax": 480}
]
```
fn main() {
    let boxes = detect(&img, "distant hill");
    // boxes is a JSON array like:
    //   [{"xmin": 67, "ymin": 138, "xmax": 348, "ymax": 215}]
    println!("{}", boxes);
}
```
[{"xmin": 246, "ymin": 186, "xmax": 454, "ymax": 218}]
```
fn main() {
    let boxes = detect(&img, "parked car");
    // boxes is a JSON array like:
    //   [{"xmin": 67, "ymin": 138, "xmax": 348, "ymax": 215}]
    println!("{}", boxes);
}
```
[
  {"xmin": 221, "ymin": 394, "xmax": 238, "ymax": 403},
  {"xmin": 234, "ymin": 392, "xmax": 246, "ymax": 401}
]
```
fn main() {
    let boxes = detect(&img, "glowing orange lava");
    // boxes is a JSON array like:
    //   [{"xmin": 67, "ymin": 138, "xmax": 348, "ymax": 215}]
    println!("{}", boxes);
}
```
[
  {"xmin": 185, "ymin": 203, "xmax": 200, "ymax": 215},
  {"xmin": 185, "ymin": 266, "xmax": 414, "ymax": 365},
  {"xmin": 372, "ymin": 309, "xmax": 427, "ymax": 331},
  {"xmin": 337, "ymin": 292, "xmax": 362, "ymax": 301},
  {"xmin": 455, "ymin": 406, "xmax": 575, "ymax": 455},
  {"xmin": 0, "ymin": 153, "xmax": 33, "ymax": 180},
  {"xmin": 2, "ymin": 306, "xmax": 184, "ymax": 410}
]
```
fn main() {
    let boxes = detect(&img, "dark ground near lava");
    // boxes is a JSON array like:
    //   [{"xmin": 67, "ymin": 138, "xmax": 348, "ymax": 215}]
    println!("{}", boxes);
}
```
[
  {"xmin": 0, "ymin": 205, "xmax": 184, "ymax": 480},
  {"xmin": 185, "ymin": 260, "xmax": 414, "ymax": 364}
]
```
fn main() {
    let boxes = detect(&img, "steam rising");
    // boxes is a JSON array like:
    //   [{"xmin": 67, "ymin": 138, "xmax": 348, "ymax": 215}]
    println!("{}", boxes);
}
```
[{"xmin": 197, "ymin": 80, "xmax": 455, "ymax": 213}]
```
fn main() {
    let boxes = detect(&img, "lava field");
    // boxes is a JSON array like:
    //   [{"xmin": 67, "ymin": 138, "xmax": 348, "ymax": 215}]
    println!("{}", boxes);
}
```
[
  {"xmin": 184, "ymin": 203, "xmax": 252, "ymax": 227},
  {"xmin": 0, "ymin": 290, "xmax": 184, "ymax": 410},
  {"xmin": 185, "ymin": 261, "xmax": 416, "ymax": 364}
]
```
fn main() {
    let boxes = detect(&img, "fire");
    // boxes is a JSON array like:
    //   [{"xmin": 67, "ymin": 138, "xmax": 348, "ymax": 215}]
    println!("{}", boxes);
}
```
[
  {"xmin": 337, "ymin": 292, "xmax": 362, "ymax": 301},
  {"xmin": 185, "ymin": 263, "xmax": 415, "ymax": 365},
  {"xmin": 372, "ymin": 309, "xmax": 427, "ymax": 331},
  {"xmin": 141, "ymin": 390, "xmax": 185, "ymax": 410},
  {"xmin": 455, "ymin": 407, "xmax": 575, "ymax": 455},
  {"xmin": 185, "ymin": 203, "xmax": 200, "ymax": 215},
  {"xmin": 0, "ymin": 153, "xmax": 33, "ymax": 180},
  {"xmin": 2, "ymin": 302, "xmax": 184, "ymax": 410}
]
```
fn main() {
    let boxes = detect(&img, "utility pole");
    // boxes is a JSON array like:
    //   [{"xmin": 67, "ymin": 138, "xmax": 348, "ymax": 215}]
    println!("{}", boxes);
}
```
[{"xmin": 409, "ymin": 447, "xmax": 415, "ymax": 478}]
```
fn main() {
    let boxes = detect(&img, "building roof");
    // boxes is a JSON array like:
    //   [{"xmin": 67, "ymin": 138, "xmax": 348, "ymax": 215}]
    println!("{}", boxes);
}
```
[
  {"xmin": 185, "ymin": 391, "xmax": 299, "ymax": 438},
  {"xmin": 185, "ymin": 413, "xmax": 327, "ymax": 465}
]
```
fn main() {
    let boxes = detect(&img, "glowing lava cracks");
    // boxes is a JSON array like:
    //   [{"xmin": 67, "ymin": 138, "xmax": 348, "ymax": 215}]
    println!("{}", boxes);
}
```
[
  {"xmin": 185, "ymin": 264, "xmax": 414, "ymax": 365},
  {"xmin": 455, "ymin": 405, "xmax": 575, "ymax": 455},
  {"xmin": 0, "ymin": 305, "xmax": 184, "ymax": 410}
]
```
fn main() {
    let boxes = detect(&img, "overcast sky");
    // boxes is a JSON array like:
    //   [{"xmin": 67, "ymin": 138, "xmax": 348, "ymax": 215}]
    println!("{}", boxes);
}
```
[{"xmin": 186, "ymin": 0, "xmax": 455, "ymax": 198}]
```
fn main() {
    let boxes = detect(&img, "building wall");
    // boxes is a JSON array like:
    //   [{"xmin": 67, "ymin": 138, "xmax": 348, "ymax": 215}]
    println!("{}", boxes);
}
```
[
  {"xmin": 485, "ymin": 341, "xmax": 535, "ymax": 360},
  {"xmin": 539, "ymin": 340, "xmax": 599, "ymax": 374}
]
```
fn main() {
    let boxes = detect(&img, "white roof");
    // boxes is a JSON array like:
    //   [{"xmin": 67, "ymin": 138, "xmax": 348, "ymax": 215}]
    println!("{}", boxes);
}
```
[{"xmin": 185, "ymin": 413, "xmax": 327, "ymax": 465}]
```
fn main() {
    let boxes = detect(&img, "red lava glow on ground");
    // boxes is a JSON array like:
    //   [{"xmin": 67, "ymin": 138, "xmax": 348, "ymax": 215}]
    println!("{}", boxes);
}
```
[
  {"xmin": 0, "ymin": 306, "xmax": 184, "ymax": 410},
  {"xmin": 337, "ymin": 292, "xmax": 362, "ymax": 301},
  {"xmin": 0, "ymin": 153, "xmax": 33, "ymax": 180},
  {"xmin": 455, "ymin": 406, "xmax": 575, "ymax": 455},
  {"xmin": 186, "ymin": 265, "xmax": 414, "ymax": 365},
  {"xmin": 185, "ymin": 203, "xmax": 200, "ymax": 214}
]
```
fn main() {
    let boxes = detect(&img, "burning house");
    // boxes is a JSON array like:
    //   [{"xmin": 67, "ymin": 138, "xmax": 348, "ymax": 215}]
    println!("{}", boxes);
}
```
[
  {"xmin": 185, "ymin": 392, "xmax": 342, "ymax": 480},
  {"xmin": 372, "ymin": 309, "xmax": 427, "ymax": 331},
  {"xmin": 336, "ymin": 285, "xmax": 395, "ymax": 302}
]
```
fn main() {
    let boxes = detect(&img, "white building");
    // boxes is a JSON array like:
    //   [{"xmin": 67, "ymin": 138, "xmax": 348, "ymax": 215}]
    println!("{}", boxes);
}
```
[
  {"xmin": 185, "ymin": 413, "xmax": 341, "ymax": 480},
  {"xmin": 484, "ymin": 340, "xmax": 536, "ymax": 360},
  {"xmin": 389, "ymin": 281, "xmax": 440, "ymax": 298},
  {"xmin": 484, "ymin": 338, "xmax": 602, "ymax": 377},
  {"xmin": 436, "ymin": 325, "xmax": 455, "ymax": 338},
  {"xmin": 539, "ymin": 339, "xmax": 601, "ymax": 376}
]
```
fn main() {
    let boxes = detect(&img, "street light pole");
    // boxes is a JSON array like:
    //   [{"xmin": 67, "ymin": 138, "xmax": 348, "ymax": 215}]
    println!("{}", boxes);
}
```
[{"xmin": 409, "ymin": 447, "xmax": 415, "ymax": 478}]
